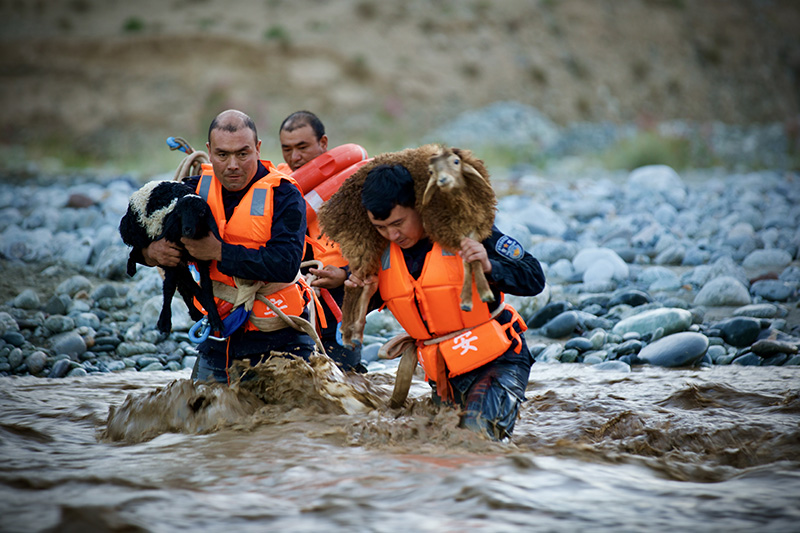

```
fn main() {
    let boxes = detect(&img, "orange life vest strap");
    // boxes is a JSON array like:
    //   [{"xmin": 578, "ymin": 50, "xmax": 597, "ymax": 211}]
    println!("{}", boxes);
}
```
[{"xmin": 416, "ymin": 305, "xmax": 527, "ymax": 401}]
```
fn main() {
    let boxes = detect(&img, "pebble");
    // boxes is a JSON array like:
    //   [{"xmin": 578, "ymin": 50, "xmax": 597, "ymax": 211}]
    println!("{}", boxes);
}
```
[
  {"xmin": 750, "ymin": 279, "xmax": 795, "ymax": 302},
  {"xmin": 693, "ymin": 276, "xmax": 752, "ymax": 306},
  {"xmin": 541, "ymin": 311, "xmax": 579, "ymax": 338},
  {"xmin": 733, "ymin": 303, "xmax": 780, "ymax": 318},
  {"xmin": 713, "ymin": 317, "xmax": 763, "ymax": 347},
  {"xmin": 637, "ymin": 332, "xmax": 709, "ymax": 367},
  {"xmin": 611, "ymin": 308, "xmax": 692, "ymax": 337}
]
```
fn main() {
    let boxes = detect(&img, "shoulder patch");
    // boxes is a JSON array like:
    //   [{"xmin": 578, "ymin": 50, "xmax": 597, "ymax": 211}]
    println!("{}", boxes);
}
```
[{"xmin": 495, "ymin": 235, "xmax": 524, "ymax": 261}]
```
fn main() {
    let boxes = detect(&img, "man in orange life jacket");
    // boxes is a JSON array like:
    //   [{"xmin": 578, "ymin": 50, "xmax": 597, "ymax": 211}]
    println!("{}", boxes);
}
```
[
  {"xmin": 135, "ymin": 109, "xmax": 315, "ymax": 383},
  {"xmin": 347, "ymin": 164, "xmax": 546, "ymax": 440},
  {"xmin": 277, "ymin": 110, "xmax": 365, "ymax": 373}
]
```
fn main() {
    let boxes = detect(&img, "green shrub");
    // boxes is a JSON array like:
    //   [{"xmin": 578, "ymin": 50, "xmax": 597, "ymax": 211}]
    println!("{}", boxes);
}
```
[
  {"xmin": 122, "ymin": 17, "xmax": 145, "ymax": 33},
  {"xmin": 601, "ymin": 132, "xmax": 693, "ymax": 170}
]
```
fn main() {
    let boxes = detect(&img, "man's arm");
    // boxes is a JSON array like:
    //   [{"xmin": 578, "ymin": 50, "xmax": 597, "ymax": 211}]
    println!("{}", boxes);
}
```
[
  {"xmin": 482, "ymin": 226, "xmax": 546, "ymax": 297},
  {"xmin": 215, "ymin": 179, "xmax": 307, "ymax": 282}
]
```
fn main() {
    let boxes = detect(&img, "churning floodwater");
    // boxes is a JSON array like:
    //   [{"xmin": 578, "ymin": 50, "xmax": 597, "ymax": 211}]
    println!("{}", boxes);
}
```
[{"xmin": 1, "ymin": 356, "xmax": 798, "ymax": 533}]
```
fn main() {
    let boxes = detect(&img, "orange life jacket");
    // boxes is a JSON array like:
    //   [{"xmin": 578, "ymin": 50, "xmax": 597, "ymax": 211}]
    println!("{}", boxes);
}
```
[
  {"xmin": 378, "ymin": 242, "xmax": 526, "ymax": 383},
  {"xmin": 283, "ymin": 145, "xmax": 370, "ymax": 267},
  {"xmin": 195, "ymin": 162, "xmax": 311, "ymax": 331}
]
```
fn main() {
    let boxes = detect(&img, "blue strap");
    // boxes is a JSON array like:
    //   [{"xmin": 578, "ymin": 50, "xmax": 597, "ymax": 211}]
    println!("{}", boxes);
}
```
[{"xmin": 188, "ymin": 306, "xmax": 252, "ymax": 344}]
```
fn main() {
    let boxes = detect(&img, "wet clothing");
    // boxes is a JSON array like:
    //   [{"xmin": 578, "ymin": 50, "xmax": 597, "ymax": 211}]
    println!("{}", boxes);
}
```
[
  {"xmin": 372, "ymin": 227, "xmax": 545, "ymax": 439},
  {"xmin": 130, "ymin": 161, "xmax": 315, "ymax": 383},
  {"xmin": 281, "ymin": 159, "xmax": 365, "ymax": 373}
]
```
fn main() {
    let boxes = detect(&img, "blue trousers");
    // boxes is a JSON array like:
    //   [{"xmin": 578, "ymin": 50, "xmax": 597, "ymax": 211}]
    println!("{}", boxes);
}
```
[{"xmin": 434, "ymin": 340, "xmax": 533, "ymax": 440}]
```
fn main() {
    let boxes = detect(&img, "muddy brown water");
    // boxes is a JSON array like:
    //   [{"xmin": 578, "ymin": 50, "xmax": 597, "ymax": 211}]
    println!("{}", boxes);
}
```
[{"xmin": 1, "ymin": 354, "xmax": 799, "ymax": 532}]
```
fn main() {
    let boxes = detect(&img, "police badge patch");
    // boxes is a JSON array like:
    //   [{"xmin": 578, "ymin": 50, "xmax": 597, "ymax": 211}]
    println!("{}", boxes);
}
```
[{"xmin": 496, "ymin": 235, "xmax": 524, "ymax": 260}]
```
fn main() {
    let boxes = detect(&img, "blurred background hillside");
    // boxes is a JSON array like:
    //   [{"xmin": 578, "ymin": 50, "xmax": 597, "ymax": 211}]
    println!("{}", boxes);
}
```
[{"xmin": 1, "ymin": 0, "xmax": 799, "ymax": 178}]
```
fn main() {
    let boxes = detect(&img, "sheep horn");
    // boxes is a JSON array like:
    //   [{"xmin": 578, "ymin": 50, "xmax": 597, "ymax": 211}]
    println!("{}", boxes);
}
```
[
  {"xmin": 462, "ymin": 162, "xmax": 486, "ymax": 183},
  {"xmin": 422, "ymin": 175, "xmax": 438, "ymax": 206}
]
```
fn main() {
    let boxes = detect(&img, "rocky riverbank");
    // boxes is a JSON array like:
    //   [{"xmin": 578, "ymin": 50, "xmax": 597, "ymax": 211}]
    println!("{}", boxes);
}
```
[{"xmin": 0, "ymin": 141, "xmax": 798, "ymax": 378}]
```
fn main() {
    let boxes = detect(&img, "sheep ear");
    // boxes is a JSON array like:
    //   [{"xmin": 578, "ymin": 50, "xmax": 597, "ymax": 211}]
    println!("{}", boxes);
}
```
[{"xmin": 422, "ymin": 175, "xmax": 437, "ymax": 206}]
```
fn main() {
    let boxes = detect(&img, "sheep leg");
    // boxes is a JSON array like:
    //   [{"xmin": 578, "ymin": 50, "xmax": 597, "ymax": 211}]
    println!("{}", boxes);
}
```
[
  {"xmin": 341, "ymin": 282, "xmax": 377, "ymax": 347},
  {"xmin": 460, "ymin": 259, "xmax": 474, "ymax": 312},
  {"xmin": 157, "ymin": 269, "xmax": 178, "ymax": 334},
  {"xmin": 173, "ymin": 266, "xmax": 205, "ymax": 321},
  {"xmin": 473, "ymin": 261, "xmax": 495, "ymax": 304},
  {"xmin": 194, "ymin": 261, "xmax": 224, "ymax": 334}
]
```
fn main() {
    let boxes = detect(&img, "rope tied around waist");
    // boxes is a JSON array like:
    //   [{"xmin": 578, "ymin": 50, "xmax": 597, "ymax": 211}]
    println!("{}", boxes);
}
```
[{"xmin": 211, "ymin": 274, "xmax": 327, "ymax": 356}]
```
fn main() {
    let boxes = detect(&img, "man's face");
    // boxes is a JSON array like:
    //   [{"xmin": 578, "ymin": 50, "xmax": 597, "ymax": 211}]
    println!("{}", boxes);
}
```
[
  {"xmin": 367, "ymin": 204, "xmax": 426, "ymax": 249},
  {"xmin": 207, "ymin": 127, "xmax": 261, "ymax": 192},
  {"xmin": 280, "ymin": 124, "xmax": 328, "ymax": 172}
]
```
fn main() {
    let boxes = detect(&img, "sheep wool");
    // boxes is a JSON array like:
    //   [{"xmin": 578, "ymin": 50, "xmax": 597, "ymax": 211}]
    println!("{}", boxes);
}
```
[{"xmin": 319, "ymin": 144, "xmax": 497, "ymax": 277}]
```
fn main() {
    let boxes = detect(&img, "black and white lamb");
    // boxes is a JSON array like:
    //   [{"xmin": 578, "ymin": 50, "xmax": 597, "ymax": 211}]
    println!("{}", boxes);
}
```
[{"xmin": 119, "ymin": 180, "xmax": 224, "ymax": 336}]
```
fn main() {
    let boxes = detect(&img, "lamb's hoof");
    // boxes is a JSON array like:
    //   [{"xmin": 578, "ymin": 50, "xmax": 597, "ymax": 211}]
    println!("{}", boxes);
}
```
[
  {"xmin": 460, "ymin": 303, "xmax": 473, "ymax": 312},
  {"xmin": 479, "ymin": 293, "xmax": 496, "ymax": 304}
]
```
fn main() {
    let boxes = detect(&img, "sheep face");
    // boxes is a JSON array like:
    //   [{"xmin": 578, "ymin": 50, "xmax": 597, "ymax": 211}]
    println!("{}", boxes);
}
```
[
  {"xmin": 423, "ymin": 148, "xmax": 486, "ymax": 206},
  {"xmin": 175, "ymin": 195, "xmax": 213, "ymax": 239}
]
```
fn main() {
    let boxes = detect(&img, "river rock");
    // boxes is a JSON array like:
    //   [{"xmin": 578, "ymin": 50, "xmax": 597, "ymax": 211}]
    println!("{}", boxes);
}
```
[
  {"xmin": 49, "ymin": 331, "xmax": 88, "ymax": 359},
  {"xmin": 56, "ymin": 275, "xmax": 93, "ymax": 297},
  {"xmin": 592, "ymin": 360, "xmax": 631, "ymax": 372},
  {"xmin": 750, "ymin": 279, "xmax": 795, "ymax": 302},
  {"xmin": 565, "ymin": 337, "xmax": 594, "ymax": 352},
  {"xmin": 2, "ymin": 331, "xmax": 24, "ymax": 347},
  {"xmin": 732, "ymin": 353, "xmax": 762, "ymax": 366},
  {"xmin": 541, "ymin": 311, "xmax": 579, "ymax": 338},
  {"xmin": 637, "ymin": 331, "xmax": 709, "ymax": 367},
  {"xmin": 626, "ymin": 165, "xmax": 687, "ymax": 207},
  {"xmin": 608, "ymin": 289, "xmax": 652, "ymax": 308},
  {"xmin": 714, "ymin": 317, "xmax": 762, "ymax": 347},
  {"xmin": 44, "ymin": 315, "xmax": 75, "ymax": 334},
  {"xmin": 750, "ymin": 339, "xmax": 798, "ymax": 356},
  {"xmin": 612, "ymin": 308, "xmax": 692, "ymax": 337},
  {"xmin": 528, "ymin": 301, "xmax": 573, "ymax": 328},
  {"xmin": 572, "ymin": 248, "xmax": 629, "ymax": 281},
  {"xmin": 733, "ymin": 303, "xmax": 780, "ymax": 318},
  {"xmin": 48, "ymin": 358, "xmax": 72, "ymax": 378},
  {"xmin": 530, "ymin": 239, "xmax": 579, "ymax": 263},
  {"xmin": 67, "ymin": 367, "xmax": 88, "ymax": 377},
  {"xmin": 13, "ymin": 289, "xmax": 41, "ymax": 310},
  {"xmin": 8, "ymin": 348, "xmax": 23, "ymax": 368},
  {"xmin": 693, "ymin": 276, "xmax": 752, "ymax": 306},
  {"xmin": 742, "ymin": 249, "xmax": 792, "ymax": 273},
  {"xmin": 24, "ymin": 351, "xmax": 47, "ymax": 375},
  {"xmin": 117, "ymin": 341, "xmax": 158, "ymax": 357},
  {"xmin": 536, "ymin": 343, "xmax": 564, "ymax": 363}
]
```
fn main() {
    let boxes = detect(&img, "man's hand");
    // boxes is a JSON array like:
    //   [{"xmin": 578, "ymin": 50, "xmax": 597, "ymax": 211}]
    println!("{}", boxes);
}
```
[
  {"xmin": 142, "ymin": 239, "xmax": 182, "ymax": 268},
  {"xmin": 181, "ymin": 233, "xmax": 223, "ymax": 262},
  {"xmin": 345, "ymin": 271, "xmax": 378, "ymax": 289},
  {"xmin": 459, "ymin": 237, "xmax": 492, "ymax": 273},
  {"xmin": 308, "ymin": 265, "xmax": 347, "ymax": 289}
]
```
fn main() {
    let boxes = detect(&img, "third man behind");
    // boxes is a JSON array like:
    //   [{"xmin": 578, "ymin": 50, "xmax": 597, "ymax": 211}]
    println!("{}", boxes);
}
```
[{"xmin": 278, "ymin": 110, "xmax": 366, "ymax": 373}]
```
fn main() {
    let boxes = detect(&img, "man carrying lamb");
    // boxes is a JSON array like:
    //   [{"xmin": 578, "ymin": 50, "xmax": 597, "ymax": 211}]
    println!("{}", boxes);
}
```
[
  {"xmin": 345, "ymin": 163, "xmax": 546, "ymax": 440},
  {"xmin": 132, "ymin": 109, "xmax": 316, "ymax": 383}
]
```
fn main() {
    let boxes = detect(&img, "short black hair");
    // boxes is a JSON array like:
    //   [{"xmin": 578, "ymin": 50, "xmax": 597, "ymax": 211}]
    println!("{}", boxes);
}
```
[
  {"xmin": 361, "ymin": 164, "xmax": 416, "ymax": 220},
  {"xmin": 279, "ymin": 110, "xmax": 325, "ymax": 141}
]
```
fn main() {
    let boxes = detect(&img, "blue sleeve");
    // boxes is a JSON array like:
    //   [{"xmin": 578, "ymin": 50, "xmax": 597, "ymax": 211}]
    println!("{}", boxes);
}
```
[{"xmin": 216, "ymin": 179, "xmax": 307, "ymax": 282}]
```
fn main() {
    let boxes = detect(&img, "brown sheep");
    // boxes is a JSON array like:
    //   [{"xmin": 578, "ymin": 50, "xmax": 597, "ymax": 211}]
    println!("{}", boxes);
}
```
[{"xmin": 318, "ymin": 144, "xmax": 497, "ymax": 347}]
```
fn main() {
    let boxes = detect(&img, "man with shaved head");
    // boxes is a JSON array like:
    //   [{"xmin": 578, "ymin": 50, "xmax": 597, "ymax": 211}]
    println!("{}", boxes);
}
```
[{"xmin": 134, "ymin": 109, "xmax": 315, "ymax": 383}]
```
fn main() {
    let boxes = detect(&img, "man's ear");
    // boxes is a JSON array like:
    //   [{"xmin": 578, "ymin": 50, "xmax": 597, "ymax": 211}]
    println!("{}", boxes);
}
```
[
  {"xmin": 256, "ymin": 139, "xmax": 262, "ymax": 155},
  {"xmin": 320, "ymin": 134, "xmax": 329, "ymax": 151}
]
